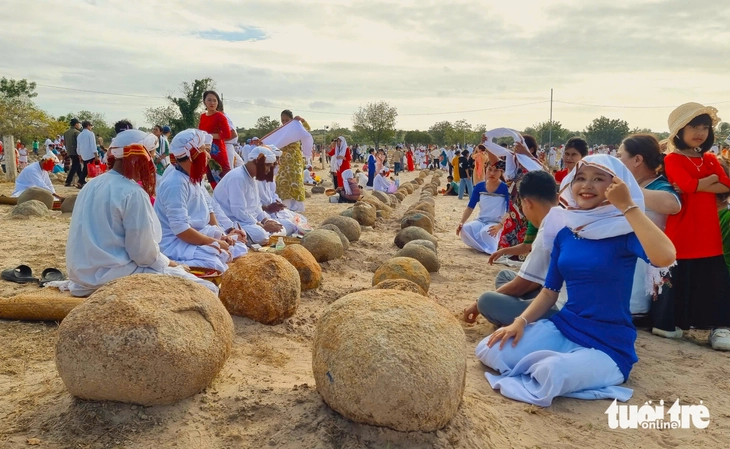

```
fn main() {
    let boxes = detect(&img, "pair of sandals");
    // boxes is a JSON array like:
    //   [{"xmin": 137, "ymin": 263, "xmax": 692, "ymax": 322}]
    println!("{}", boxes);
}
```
[{"xmin": 1, "ymin": 265, "xmax": 65, "ymax": 287}]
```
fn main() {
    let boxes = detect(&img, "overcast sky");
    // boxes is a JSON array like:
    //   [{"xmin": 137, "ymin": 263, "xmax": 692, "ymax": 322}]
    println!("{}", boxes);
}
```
[{"xmin": 2, "ymin": 0, "xmax": 729, "ymax": 135}]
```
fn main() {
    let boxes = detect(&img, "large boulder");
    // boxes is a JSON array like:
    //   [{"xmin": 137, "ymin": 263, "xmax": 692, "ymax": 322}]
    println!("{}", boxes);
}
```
[
  {"xmin": 321, "ymin": 216, "xmax": 361, "ymax": 242},
  {"xmin": 311, "ymin": 186, "xmax": 326, "ymax": 194},
  {"xmin": 220, "ymin": 253, "xmax": 301, "ymax": 324},
  {"xmin": 10, "ymin": 200, "xmax": 49, "ymax": 219},
  {"xmin": 396, "ymin": 245, "xmax": 440, "ymax": 273},
  {"xmin": 276, "ymin": 244, "xmax": 322, "ymax": 290},
  {"xmin": 400, "ymin": 212, "xmax": 434, "ymax": 234},
  {"xmin": 372, "ymin": 257, "xmax": 431, "ymax": 293},
  {"xmin": 312, "ymin": 290, "xmax": 466, "ymax": 431},
  {"xmin": 394, "ymin": 226, "xmax": 438, "ymax": 249},
  {"xmin": 55, "ymin": 274, "xmax": 233, "ymax": 406},
  {"xmin": 301, "ymin": 229, "xmax": 344, "ymax": 262},
  {"xmin": 319, "ymin": 224, "xmax": 350, "ymax": 251},
  {"xmin": 403, "ymin": 239, "xmax": 438, "ymax": 255},
  {"xmin": 371, "ymin": 190, "xmax": 391, "ymax": 206},
  {"xmin": 409, "ymin": 201, "xmax": 435, "ymax": 218},
  {"xmin": 393, "ymin": 191, "xmax": 405, "ymax": 202},
  {"xmin": 340, "ymin": 207, "xmax": 354, "ymax": 218},
  {"xmin": 372, "ymin": 279, "xmax": 427, "ymax": 296},
  {"xmin": 17, "ymin": 186, "xmax": 54, "ymax": 209},
  {"xmin": 401, "ymin": 183, "xmax": 414, "ymax": 194},
  {"xmin": 60, "ymin": 194, "xmax": 77, "ymax": 214},
  {"xmin": 360, "ymin": 196, "xmax": 386, "ymax": 211},
  {"xmin": 351, "ymin": 201, "xmax": 376, "ymax": 227}
]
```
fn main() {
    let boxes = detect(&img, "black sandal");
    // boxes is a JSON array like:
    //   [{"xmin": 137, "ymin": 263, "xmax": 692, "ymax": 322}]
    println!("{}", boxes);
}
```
[
  {"xmin": 39, "ymin": 268, "xmax": 65, "ymax": 287},
  {"xmin": 1, "ymin": 265, "xmax": 39, "ymax": 284}
]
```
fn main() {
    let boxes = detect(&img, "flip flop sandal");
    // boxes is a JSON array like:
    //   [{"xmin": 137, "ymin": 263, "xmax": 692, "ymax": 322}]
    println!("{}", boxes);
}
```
[
  {"xmin": 39, "ymin": 268, "xmax": 66, "ymax": 287},
  {"xmin": 1, "ymin": 264, "xmax": 39, "ymax": 284}
]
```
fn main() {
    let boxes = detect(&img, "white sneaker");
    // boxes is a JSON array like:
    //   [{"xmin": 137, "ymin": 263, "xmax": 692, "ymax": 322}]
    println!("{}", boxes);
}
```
[
  {"xmin": 652, "ymin": 327, "xmax": 683, "ymax": 339},
  {"xmin": 709, "ymin": 328, "xmax": 730, "ymax": 351}
]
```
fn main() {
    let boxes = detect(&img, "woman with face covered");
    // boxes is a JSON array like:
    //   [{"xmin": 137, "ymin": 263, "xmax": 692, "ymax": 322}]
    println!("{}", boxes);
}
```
[{"xmin": 477, "ymin": 155, "xmax": 675, "ymax": 406}]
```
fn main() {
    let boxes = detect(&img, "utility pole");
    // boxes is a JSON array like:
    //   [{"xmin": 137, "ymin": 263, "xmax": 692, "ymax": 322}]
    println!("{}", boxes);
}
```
[
  {"xmin": 548, "ymin": 88, "xmax": 554, "ymax": 149},
  {"xmin": 321, "ymin": 126, "xmax": 329, "ymax": 169},
  {"xmin": 3, "ymin": 135, "xmax": 18, "ymax": 181}
]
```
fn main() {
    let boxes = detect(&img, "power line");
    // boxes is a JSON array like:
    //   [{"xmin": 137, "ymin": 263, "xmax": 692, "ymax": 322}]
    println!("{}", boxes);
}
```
[{"xmin": 35, "ymin": 83, "xmax": 730, "ymax": 117}]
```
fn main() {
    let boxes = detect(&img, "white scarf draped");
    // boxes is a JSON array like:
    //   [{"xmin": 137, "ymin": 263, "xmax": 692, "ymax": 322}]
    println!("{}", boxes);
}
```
[
  {"xmin": 541, "ymin": 155, "xmax": 671, "ymax": 294},
  {"xmin": 331, "ymin": 136, "xmax": 348, "ymax": 173},
  {"xmin": 483, "ymin": 128, "xmax": 543, "ymax": 180},
  {"xmin": 341, "ymin": 169, "xmax": 354, "ymax": 195},
  {"xmin": 261, "ymin": 120, "xmax": 314, "ymax": 158}
]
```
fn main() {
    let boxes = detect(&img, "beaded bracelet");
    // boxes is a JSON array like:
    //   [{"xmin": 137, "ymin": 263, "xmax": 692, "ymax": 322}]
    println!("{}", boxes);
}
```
[
  {"xmin": 515, "ymin": 316, "xmax": 528, "ymax": 326},
  {"xmin": 622, "ymin": 204, "xmax": 639, "ymax": 215}
]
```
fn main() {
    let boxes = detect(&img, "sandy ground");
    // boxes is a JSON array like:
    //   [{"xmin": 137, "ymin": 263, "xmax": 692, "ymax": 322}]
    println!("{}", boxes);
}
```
[{"xmin": 0, "ymin": 167, "xmax": 728, "ymax": 449}]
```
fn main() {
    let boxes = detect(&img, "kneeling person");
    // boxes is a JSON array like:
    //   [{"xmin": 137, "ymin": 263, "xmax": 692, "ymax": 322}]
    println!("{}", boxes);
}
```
[{"xmin": 12, "ymin": 153, "xmax": 61, "ymax": 199}]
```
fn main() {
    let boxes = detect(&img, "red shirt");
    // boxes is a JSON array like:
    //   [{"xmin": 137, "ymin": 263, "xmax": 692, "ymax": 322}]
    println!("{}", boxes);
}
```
[
  {"xmin": 554, "ymin": 168, "xmax": 568, "ymax": 184},
  {"xmin": 665, "ymin": 152, "xmax": 730, "ymax": 259},
  {"xmin": 199, "ymin": 112, "xmax": 231, "ymax": 172}
]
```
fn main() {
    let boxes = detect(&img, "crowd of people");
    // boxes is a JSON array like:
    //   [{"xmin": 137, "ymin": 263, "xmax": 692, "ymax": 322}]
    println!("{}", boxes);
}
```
[
  {"xmin": 455, "ymin": 102, "xmax": 730, "ymax": 407},
  {"xmin": 5, "ymin": 96, "xmax": 730, "ymax": 410}
]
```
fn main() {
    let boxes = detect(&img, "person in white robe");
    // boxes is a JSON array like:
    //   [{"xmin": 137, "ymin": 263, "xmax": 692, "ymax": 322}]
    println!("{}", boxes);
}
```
[
  {"xmin": 155, "ymin": 129, "xmax": 247, "ymax": 273},
  {"xmin": 373, "ymin": 167, "xmax": 394, "ymax": 193},
  {"xmin": 66, "ymin": 129, "xmax": 218, "ymax": 296},
  {"xmin": 12, "ymin": 153, "xmax": 59, "ymax": 197},
  {"xmin": 303, "ymin": 165, "xmax": 315, "ymax": 185},
  {"xmin": 258, "ymin": 146, "xmax": 309, "ymax": 235},
  {"xmin": 213, "ymin": 146, "xmax": 285, "ymax": 245}
]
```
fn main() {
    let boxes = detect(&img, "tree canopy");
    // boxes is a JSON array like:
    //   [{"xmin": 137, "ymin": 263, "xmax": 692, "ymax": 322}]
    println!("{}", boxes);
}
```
[
  {"xmin": 0, "ymin": 77, "xmax": 37, "ymax": 99},
  {"xmin": 584, "ymin": 116, "xmax": 630, "ymax": 145},
  {"xmin": 352, "ymin": 101, "xmax": 397, "ymax": 150}
]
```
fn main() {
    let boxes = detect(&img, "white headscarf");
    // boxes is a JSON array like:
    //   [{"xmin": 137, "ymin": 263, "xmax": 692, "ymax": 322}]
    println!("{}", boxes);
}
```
[
  {"xmin": 341, "ymin": 169, "xmax": 354, "ymax": 195},
  {"xmin": 169, "ymin": 129, "xmax": 210, "ymax": 159},
  {"xmin": 542, "ymin": 154, "xmax": 645, "ymax": 252},
  {"xmin": 331, "ymin": 136, "xmax": 348, "ymax": 172},
  {"xmin": 109, "ymin": 130, "xmax": 158, "ymax": 159},
  {"xmin": 248, "ymin": 146, "xmax": 277, "ymax": 163},
  {"xmin": 483, "ymin": 128, "xmax": 543, "ymax": 179}
]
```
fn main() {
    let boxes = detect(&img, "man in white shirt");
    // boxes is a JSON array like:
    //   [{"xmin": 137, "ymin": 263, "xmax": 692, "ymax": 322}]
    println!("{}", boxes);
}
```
[
  {"xmin": 463, "ymin": 171, "xmax": 564, "ymax": 326},
  {"xmin": 66, "ymin": 129, "xmax": 218, "ymax": 296},
  {"xmin": 155, "ymin": 129, "xmax": 247, "ymax": 273},
  {"xmin": 223, "ymin": 113, "xmax": 239, "ymax": 169},
  {"xmin": 44, "ymin": 137, "xmax": 54, "ymax": 155},
  {"xmin": 12, "ymin": 153, "xmax": 59, "ymax": 197},
  {"xmin": 213, "ymin": 146, "xmax": 284, "ymax": 245},
  {"xmin": 76, "ymin": 120, "xmax": 97, "ymax": 187}
]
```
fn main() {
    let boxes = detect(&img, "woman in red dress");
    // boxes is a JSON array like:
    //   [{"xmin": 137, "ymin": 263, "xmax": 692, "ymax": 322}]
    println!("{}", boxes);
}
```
[
  {"xmin": 406, "ymin": 148, "xmax": 415, "ymax": 171},
  {"xmin": 198, "ymin": 90, "xmax": 231, "ymax": 187},
  {"xmin": 659, "ymin": 102, "xmax": 730, "ymax": 350},
  {"xmin": 328, "ymin": 136, "xmax": 351, "ymax": 188}
]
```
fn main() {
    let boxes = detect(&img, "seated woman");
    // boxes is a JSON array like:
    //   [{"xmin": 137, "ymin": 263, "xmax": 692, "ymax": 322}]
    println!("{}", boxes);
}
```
[
  {"xmin": 477, "ymin": 155, "xmax": 676, "ymax": 406},
  {"xmin": 12, "ymin": 153, "xmax": 61, "ymax": 199},
  {"xmin": 259, "ymin": 150, "xmax": 310, "ymax": 235},
  {"xmin": 373, "ymin": 167, "xmax": 394, "ymax": 193},
  {"xmin": 303, "ymin": 165, "xmax": 317, "ymax": 185},
  {"xmin": 456, "ymin": 161, "xmax": 510, "ymax": 254},
  {"xmin": 337, "ymin": 169, "xmax": 361, "ymax": 203}
]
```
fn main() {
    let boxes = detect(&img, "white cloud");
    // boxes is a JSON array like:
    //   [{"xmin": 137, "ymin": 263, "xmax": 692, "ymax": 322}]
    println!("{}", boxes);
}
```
[{"xmin": 1, "ymin": 0, "xmax": 728, "ymax": 137}]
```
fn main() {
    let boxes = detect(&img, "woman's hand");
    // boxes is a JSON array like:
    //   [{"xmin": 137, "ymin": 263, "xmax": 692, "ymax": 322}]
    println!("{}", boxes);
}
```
[
  {"xmin": 456, "ymin": 223, "xmax": 464, "ymax": 236},
  {"xmin": 229, "ymin": 229, "xmax": 247, "ymax": 243},
  {"xmin": 216, "ymin": 239, "xmax": 230, "ymax": 251},
  {"xmin": 463, "ymin": 303, "xmax": 480, "ymax": 323},
  {"xmin": 605, "ymin": 177, "xmax": 634, "ymax": 211},
  {"xmin": 294, "ymin": 116, "xmax": 304, "ymax": 122},
  {"xmin": 488, "ymin": 224, "xmax": 503, "ymax": 237},
  {"xmin": 488, "ymin": 248, "xmax": 506, "ymax": 265},
  {"xmin": 487, "ymin": 319, "xmax": 526, "ymax": 349}
]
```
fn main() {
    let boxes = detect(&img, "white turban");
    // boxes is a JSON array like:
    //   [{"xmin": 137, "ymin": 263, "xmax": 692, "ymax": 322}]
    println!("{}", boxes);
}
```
[
  {"xmin": 267, "ymin": 145, "xmax": 282, "ymax": 157},
  {"xmin": 170, "ymin": 129, "xmax": 210, "ymax": 159},
  {"xmin": 247, "ymin": 146, "xmax": 277, "ymax": 163},
  {"xmin": 109, "ymin": 130, "xmax": 158, "ymax": 159},
  {"xmin": 41, "ymin": 153, "xmax": 59, "ymax": 163}
]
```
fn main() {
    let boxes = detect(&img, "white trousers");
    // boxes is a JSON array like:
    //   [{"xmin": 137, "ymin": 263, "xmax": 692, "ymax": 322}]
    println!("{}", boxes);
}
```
[
  {"xmin": 69, "ymin": 265, "xmax": 219, "ymax": 297},
  {"xmin": 461, "ymin": 219, "xmax": 502, "ymax": 254},
  {"xmin": 476, "ymin": 320, "xmax": 631, "ymax": 407}
]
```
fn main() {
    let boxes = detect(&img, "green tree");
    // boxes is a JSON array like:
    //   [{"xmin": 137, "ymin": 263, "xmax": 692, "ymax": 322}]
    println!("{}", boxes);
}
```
[
  {"xmin": 0, "ymin": 97, "xmax": 56, "ymax": 143},
  {"xmin": 167, "ymin": 78, "xmax": 215, "ymax": 132},
  {"xmin": 253, "ymin": 116, "xmax": 281, "ymax": 136},
  {"xmin": 524, "ymin": 120, "xmax": 572, "ymax": 146},
  {"xmin": 584, "ymin": 116, "xmax": 630, "ymax": 146},
  {"xmin": 352, "ymin": 101, "xmax": 398, "ymax": 151},
  {"xmin": 428, "ymin": 121, "xmax": 453, "ymax": 146},
  {"xmin": 0, "ymin": 77, "xmax": 37, "ymax": 99},
  {"xmin": 404, "ymin": 130, "xmax": 432, "ymax": 145},
  {"xmin": 447, "ymin": 119, "xmax": 472, "ymax": 146},
  {"xmin": 144, "ymin": 105, "xmax": 181, "ymax": 129},
  {"xmin": 58, "ymin": 110, "xmax": 114, "ymax": 143}
]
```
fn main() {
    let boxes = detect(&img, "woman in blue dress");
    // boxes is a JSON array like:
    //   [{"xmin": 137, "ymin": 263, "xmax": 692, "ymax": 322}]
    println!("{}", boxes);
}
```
[
  {"xmin": 477, "ymin": 155, "xmax": 676, "ymax": 406},
  {"xmin": 457, "ymin": 160, "xmax": 510, "ymax": 254}
]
